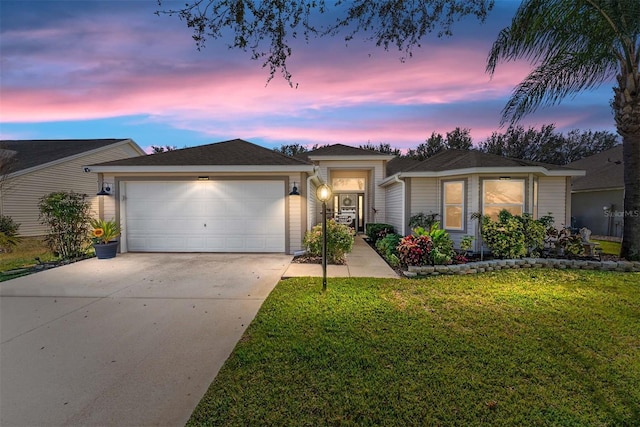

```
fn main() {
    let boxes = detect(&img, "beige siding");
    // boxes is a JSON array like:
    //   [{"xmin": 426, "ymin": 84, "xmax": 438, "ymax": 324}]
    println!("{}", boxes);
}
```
[
  {"xmin": 307, "ymin": 180, "xmax": 317, "ymax": 231},
  {"xmin": 410, "ymin": 178, "xmax": 438, "ymax": 218},
  {"xmin": 538, "ymin": 176, "xmax": 569, "ymax": 228},
  {"xmin": 1, "ymin": 145, "xmax": 141, "ymax": 236},
  {"xmin": 384, "ymin": 181, "xmax": 404, "ymax": 234}
]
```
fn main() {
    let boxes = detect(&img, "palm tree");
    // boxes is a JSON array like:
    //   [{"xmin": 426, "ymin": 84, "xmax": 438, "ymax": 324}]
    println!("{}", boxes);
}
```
[{"xmin": 486, "ymin": 0, "xmax": 639, "ymax": 261}]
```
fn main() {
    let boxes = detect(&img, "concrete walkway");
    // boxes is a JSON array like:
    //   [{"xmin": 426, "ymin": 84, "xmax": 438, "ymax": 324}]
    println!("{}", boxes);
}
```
[
  {"xmin": 282, "ymin": 235, "xmax": 399, "ymax": 278},
  {"xmin": 0, "ymin": 253, "xmax": 290, "ymax": 427}
]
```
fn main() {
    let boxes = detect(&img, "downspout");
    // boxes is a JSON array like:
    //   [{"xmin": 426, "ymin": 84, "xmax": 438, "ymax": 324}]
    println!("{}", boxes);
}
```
[{"xmin": 393, "ymin": 174, "xmax": 406, "ymax": 235}]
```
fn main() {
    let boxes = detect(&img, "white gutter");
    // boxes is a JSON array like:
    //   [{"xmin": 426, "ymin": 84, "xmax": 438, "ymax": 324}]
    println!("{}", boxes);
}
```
[
  {"xmin": 379, "ymin": 167, "xmax": 585, "ymax": 186},
  {"xmin": 393, "ymin": 174, "xmax": 406, "ymax": 235},
  {"xmin": 88, "ymin": 165, "xmax": 315, "ymax": 173}
]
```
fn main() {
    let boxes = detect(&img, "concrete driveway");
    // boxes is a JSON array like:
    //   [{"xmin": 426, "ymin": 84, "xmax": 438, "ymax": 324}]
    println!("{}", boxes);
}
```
[{"xmin": 0, "ymin": 253, "xmax": 291, "ymax": 427}]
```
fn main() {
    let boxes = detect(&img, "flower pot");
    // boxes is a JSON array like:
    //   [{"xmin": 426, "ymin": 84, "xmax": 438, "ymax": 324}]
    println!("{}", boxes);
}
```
[{"xmin": 93, "ymin": 241, "xmax": 119, "ymax": 259}]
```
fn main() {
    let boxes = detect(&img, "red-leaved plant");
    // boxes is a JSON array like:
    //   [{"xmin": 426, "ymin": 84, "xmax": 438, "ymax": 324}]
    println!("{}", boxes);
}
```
[{"xmin": 396, "ymin": 234, "xmax": 433, "ymax": 266}]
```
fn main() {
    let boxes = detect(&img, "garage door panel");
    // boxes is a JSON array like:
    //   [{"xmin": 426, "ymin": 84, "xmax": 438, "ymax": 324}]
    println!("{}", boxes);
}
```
[{"xmin": 124, "ymin": 181, "xmax": 285, "ymax": 252}]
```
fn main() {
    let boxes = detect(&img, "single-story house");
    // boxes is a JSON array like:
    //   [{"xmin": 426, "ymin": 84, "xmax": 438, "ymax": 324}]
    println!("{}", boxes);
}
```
[
  {"xmin": 568, "ymin": 145, "xmax": 624, "ymax": 237},
  {"xmin": 89, "ymin": 139, "xmax": 584, "ymax": 254},
  {"xmin": 0, "ymin": 139, "xmax": 145, "ymax": 236}
]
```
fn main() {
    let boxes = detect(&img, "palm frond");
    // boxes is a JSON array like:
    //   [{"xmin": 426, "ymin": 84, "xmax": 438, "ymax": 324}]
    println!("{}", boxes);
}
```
[{"xmin": 487, "ymin": 0, "xmax": 639, "ymax": 124}]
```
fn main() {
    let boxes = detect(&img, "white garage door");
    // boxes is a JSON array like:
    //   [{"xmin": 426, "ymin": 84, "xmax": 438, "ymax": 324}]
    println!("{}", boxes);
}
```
[{"xmin": 124, "ymin": 181, "xmax": 285, "ymax": 252}]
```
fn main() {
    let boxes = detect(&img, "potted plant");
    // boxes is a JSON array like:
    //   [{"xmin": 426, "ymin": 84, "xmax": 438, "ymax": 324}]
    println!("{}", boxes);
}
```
[{"xmin": 90, "ymin": 218, "xmax": 121, "ymax": 259}]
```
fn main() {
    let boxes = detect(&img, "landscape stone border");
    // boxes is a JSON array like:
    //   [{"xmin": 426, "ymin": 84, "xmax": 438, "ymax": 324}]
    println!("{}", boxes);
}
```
[{"xmin": 404, "ymin": 258, "xmax": 640, "ymax": 277}]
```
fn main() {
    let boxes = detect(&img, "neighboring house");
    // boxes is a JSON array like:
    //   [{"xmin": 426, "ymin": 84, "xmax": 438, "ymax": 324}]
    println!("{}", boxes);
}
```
[
  {"xmin": 0, "ymin": 139, "xmax": 145, "ymax": 236},
  {"xmin": 568, "ymin": 145, "xmax": 624, "ymax": 237},
  {"xmin": 90, "ymin": 139, "xmax": 584, "ymax": 254}
]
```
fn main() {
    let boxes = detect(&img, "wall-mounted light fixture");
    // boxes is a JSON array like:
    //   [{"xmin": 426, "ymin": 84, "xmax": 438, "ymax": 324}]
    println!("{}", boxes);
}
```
[
  {"xmin": 499, "ymin": 176, "xmax": 511, "ymax": 180},
  {"xmin": 289, "ymin": 181, "xmax": 300, "ymax": 196},
  {"xmin": 97, "ymin": 182, "xmax": 112, "ymax": 196},
  {"xmin": 197, "ymin": 176, "xmax": 209, "ymax": 181}
]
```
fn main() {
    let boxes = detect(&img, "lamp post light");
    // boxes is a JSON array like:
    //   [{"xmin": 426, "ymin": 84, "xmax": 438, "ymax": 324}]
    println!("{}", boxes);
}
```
[{"xmin": 316, "ymin": 184, "xmax": 332, "ymax": 292}]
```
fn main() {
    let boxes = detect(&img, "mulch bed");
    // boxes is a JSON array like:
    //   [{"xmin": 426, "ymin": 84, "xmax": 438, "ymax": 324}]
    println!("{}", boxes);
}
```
[{"xmin": 291, "ymin": 254, "xmax": 347, "ymax": 265}]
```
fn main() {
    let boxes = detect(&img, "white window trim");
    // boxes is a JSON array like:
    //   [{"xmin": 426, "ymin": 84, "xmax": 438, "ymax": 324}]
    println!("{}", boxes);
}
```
[
  {"xmin": 482, "ymin": 179, "xmax": 526, "ymax": 217},
  {"xmin": 443, "ymin": 180, "xmax": 465, "ymax": 231}
]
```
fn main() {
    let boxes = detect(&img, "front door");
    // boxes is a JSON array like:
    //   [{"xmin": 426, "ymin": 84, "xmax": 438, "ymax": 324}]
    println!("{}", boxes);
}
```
[{"xmin": 334, "ymin": 193, "xmax": 364, "ymax": 233}]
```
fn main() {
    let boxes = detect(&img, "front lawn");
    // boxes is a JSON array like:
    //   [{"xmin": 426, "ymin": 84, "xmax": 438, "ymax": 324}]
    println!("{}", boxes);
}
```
[
  {"xmin": 0, "ymin": 237, "xmax": 56, "ymax": 273},
  {"xmin": 593, "ymin": 239, "xmax": 622, "ymax": 256},
  {"xmin": 189, "ymin": 270, "xmax": 640, "ymax": 426}
]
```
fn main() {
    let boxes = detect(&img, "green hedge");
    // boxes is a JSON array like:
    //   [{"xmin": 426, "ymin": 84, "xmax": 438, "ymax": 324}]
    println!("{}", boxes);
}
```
[{"xmin": 365, "ymin": 223, "xmax": 396, "ymax": 245}]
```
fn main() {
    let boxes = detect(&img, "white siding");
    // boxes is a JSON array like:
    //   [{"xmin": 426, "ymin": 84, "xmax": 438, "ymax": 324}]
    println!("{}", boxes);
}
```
[
  {"xmin": 307, "ymin": 180, "xmax": 317, "ymax": 231},
  {"xmin": 538, "ymin": 176, "xmax": 569, "ymax": 228},
  {"xmin": 1, "ymin": 145, "xmax": 141, "ymax": 236},
  {"xmin": 384, "ymin": 181, "xmax": 404, "ymax": 234},
  {"xmin": 410, "ymin": 178, "xmax": 438, "ymax": 219}
]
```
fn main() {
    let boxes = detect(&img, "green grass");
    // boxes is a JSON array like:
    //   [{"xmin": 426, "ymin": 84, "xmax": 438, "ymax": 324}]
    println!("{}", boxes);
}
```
[
  {"xmin": 188, "ymin": 270, "xmax": 640, "ymax": 426},
  {"xmin": 592, "ymin": 239, "xmax": 622, "ymax": 256},
  {"xmin": 0, "ymin": 237, "xmax": 56, "ymax": 273}
]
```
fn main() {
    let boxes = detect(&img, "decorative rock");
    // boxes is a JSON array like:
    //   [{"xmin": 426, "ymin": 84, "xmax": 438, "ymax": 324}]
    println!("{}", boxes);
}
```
[
  {"xmin": 402, "ymin": 257, "xmax": 636, "ymax": 278},
  {"xmin": 617, "ymin": 261, "xmax": 634, "ymax": 271}
]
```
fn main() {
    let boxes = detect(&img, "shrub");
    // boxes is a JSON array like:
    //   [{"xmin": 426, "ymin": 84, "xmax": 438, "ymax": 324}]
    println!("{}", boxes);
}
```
[
  {"xmin": 38, "ymin": 191, "xmax": 92, "ymax": 259},
  {"xmin": 516, "ymin": 213, "xmax": 546, "ymax": 256},
  {"xmin": 408, "ymin": 212, "xmax": 439, "ymax": 230},
  {"xmin": 397, "ymin": 234, "xmax": 433, "ymax": 266},
  {"xmin": 481, "ymin": 214, "xmax": 526, "ymax": 259},
  {"xmin": 304, "ymin": 219, "xmax": 355, "ymax": 264},
  {"xmin": 0, "ymin": 215, "xmax": 21, "ymax": 252},
  {"xmin": 459, "ymin": 235, "xmax": 474, "ymax": 252},
  {"xmin": 413, "ymin": 222, "xmax": 454, "ymax": 265},
  {"xmin": 375, "ymin": 233, "xmax": 402, "ymax": 266},
  {"xmin": 481, "ymin": 210, "xmax": 554, "ymax": 259},
  {"xmin": 365, "ymin": 223, "xmax": 395, "ymax": 245}
]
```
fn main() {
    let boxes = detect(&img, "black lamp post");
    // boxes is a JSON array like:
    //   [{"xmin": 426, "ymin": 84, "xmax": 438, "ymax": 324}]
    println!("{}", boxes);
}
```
[{"xmin": 316, "ymin": 184, "xmax": 332, "ymax": 291}]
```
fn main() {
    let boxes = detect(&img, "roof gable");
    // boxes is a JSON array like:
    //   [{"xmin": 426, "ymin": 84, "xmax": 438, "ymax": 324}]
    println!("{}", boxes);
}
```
[
  {"xmin": 568, "ymin": 145, "xmax": 623, "ymax": 191},
  {"xmin": 0, "ymin": 139, "xmax": 134, "ymax": 173},
  {"xmin": 93, "ymin": 139, "xmax": 311, "ymax": 167}
]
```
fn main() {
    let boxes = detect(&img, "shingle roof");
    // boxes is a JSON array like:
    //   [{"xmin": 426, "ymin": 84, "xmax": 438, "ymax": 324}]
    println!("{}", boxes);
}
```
[
  {"xmin": 295, "ymin": 143, "xmax": 393, "ymax": 161},
  {"xmin": 402, "ymin": 149, "xmax": 573, "ymax": 173},
  {"xmin": 93, "ymin": 139, "xmax": 311, "ymax": 167},
  {"xmin": 386, "ymin": 157, "xmax": 421, "ymax": 175},
  {"xmin": 567, "ymin": 145, "xmax": 623, "ymax": 191},
  {"xmin": 0, "ymin": 139, "xmax": 130, "ymax": 173}
]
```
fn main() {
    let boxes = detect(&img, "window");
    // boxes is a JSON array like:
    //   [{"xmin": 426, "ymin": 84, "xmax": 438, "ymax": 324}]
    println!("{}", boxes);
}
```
[
  {"xmin": 483, "ymin": 179, "xmax": 525, "ymax": 220},
  {"xmin": 331, "ymin": 178, "xmax": 365, "ymax": 192},
  {"xmin": 443, "ymin": 181, "xmax": 464, "ymax": 230}
]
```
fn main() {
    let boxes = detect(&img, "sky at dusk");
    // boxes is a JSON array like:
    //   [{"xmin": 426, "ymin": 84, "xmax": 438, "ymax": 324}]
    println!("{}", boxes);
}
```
[{"xmin": 0, "ymin": 0, "xmax": 618, "ymax": 153}]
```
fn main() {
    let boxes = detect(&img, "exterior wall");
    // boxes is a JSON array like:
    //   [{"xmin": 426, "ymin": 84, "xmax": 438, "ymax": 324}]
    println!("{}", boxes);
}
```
[
  {"xmin": 384, "ymin": 181, "xmax": 404, "ymax": 234},
  {"xmin": 572, "ymin": 189, "xmax": 624, "ymax": 237},
  {"xmin": 407, "ymin": 174, "xmax": 571, "ymax": 251},
  {"xmin": 1, "ymin": 144, "xmax": 141, "ymax": 236},
  {"xmin": 307, "ymin": 180, "xmax": 317, "ymax": 232},
  {"xmin": 408, "ymin": 176, "xmax": 475, "ymax": 249},
  {"xmin": 316, "ymin": 159, "xmax": 387, "ymax": 227},
  {"xmin": 105, "ymin": 172, "xmax": 305, "ymax": 254},
  {"xmin": 538, "ymin": 176, "xmax": 569, "ymax": 228},
  {"xmin": 408, "ymin": 177, "xmax": 438, "ymax": 236}
]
